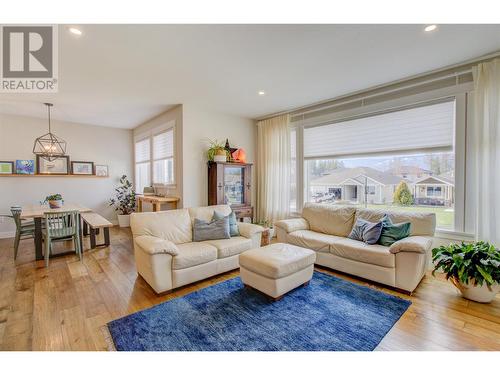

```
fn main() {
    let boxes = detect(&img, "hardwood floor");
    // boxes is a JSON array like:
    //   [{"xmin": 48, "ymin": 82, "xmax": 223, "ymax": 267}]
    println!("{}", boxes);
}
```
[{"xmin": 0, "ymin": 227, "xmax": 499, "ymax": 351}]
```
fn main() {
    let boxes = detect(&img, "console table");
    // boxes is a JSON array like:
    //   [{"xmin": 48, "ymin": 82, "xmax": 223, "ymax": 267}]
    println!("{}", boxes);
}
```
[{"xmin": 137, "ymin": 195, "xmax": 180, "ymax": 212}]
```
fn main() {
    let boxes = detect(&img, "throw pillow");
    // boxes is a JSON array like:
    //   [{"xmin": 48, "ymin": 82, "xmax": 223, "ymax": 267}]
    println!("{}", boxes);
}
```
[
  {"xmin": 378, "ymin": 215, "xmax": 411, "ymax": 246},
  {"xmin": 213, "ymin": 210, "xmax": 240, "ymax": 237},
  {"xmin": 348, "ymin": 218, "xmax": 383, "ymax": 245},
  {"xmin": 193, "ymin": 217, "xmax": 230, "ymax": 242}
]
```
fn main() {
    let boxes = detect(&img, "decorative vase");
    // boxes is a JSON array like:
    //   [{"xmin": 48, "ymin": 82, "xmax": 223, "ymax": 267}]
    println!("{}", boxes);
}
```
[
  {"xmin": 453, "ymin": 278, "xmax": 500, "ymax": 303},
  {"xmin": 117, "ymin": 214, "xmax": 130, "ymax": 228},
  {"xmin": 48, "ymin": 199, "xmax": 63, "ymax": 209},
  {"xmin": 260, "ymin": 228, "xmax": 271, "ymax": 246}
]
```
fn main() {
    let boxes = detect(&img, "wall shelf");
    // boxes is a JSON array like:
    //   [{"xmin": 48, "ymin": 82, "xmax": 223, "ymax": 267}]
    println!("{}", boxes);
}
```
[{"xmin": 0, "ymin": 174, "xmax": 108, "ymax": 178}]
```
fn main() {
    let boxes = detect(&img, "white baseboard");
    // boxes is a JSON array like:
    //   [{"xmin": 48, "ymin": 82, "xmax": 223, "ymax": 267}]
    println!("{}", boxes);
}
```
[{"xmin": 0, "ymin": 231, "xmax": 15, "ymax": 239}]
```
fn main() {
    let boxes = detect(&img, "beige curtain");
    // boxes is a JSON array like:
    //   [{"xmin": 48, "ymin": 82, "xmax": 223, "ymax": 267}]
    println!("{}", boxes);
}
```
[
  {"xmin": 256, "ymin": 114, "xmax": 291, "ymax": 223},
  {"xmin": 472, "ymin": 59, "xmax": 500, "ymax": 246}
]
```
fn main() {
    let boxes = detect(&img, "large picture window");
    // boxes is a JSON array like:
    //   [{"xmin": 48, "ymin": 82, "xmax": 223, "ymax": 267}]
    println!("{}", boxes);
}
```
[
  {"xmin": 299, "ymin": 100, "xmax": 457, "ymax": 230},
  {"xmin": 134, "ymin": 125, "xmax": 175, "ymax": 193}
]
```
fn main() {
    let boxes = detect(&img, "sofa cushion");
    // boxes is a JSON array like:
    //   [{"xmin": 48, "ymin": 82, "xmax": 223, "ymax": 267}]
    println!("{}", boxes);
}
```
[
  {"xmin": 188, "ymin": 205, "xmax": 232, "ymax": 223},
  {"xmin": 378, "ymin": 215, "xmax": 411, "ymax": 246},
  {"xmin": 173, "ymin": 242, "xmax": 217, "ymax": 270},
  {"xmin": 329, "ymin": 238, "xmax": 395, "ymax": 268},
  {"xmin": 355, "ymin": 208, "xmax": 435, "ymax": 236},
  {"xmin": 213, "ymin": 210, "xmax": 240, "ymax": 237},
  {"xmin": 130, "ymin": 209, "xmax": 192, "ymax": 244},
  {"xmin": 203, "ymin": 236, "xmax": 253, "ymax": 259},
  {"xmin": 288, "ymin": 230, "xmax": 344, "ymax": 253},
  {"xmin": 348, "ymin": 218, "xmax": 383, "ymax": 245},
  {"xmin": 193, "ymin": 217, "xmax": 230, "ymax": 242},
  {"xmin": 302, "ymin": 203, "xmax": 356, "ymax": 237}
]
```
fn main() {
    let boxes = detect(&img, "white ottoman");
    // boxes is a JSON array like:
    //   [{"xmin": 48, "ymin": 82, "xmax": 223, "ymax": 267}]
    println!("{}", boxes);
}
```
[{"xmin": 239, "ymin": 243, "xmax": 316, "ymax": 300}]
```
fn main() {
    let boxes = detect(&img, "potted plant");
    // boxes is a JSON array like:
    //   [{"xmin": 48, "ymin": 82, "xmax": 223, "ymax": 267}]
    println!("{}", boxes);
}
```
[
  {"xmin": 206, "ymin": 138, "xmax": 229, "ymax": 162},
  {"xmin": 257, "ymin": 219, "xmax": 275, "ymax": 246},
  {"xmin": 109, "ymin": 175, "xmax": 136, "ymax": 227},
  {"xmin": 43, "ymin": 194, "xmax": 64, "ymax": 209},
  {"xmin": 432, "ymin": 241, "xmax": 500, "ymax": 303}
]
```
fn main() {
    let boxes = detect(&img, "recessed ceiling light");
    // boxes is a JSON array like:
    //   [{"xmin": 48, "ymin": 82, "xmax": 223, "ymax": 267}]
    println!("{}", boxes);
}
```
[
  {"xmin": 68, "ymin": 27, "xmax": 83, "ymax": 36},
  {"xmin": 424, "ymin": 25, "xmax": 437, "ymax": 32},
  {"xmin": 258, "ymin": 91, "xmax": 266, "ymax": 96}
]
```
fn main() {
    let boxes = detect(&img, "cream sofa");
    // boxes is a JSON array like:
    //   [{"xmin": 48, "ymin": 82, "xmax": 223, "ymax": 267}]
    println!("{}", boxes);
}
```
[
  {"xmin": 130, "ymin": 205, "xmax": 264, "ymax": 293},
  {"xmin": 275, "ymin": 203, "xmax": 436, "ymax": 292}
]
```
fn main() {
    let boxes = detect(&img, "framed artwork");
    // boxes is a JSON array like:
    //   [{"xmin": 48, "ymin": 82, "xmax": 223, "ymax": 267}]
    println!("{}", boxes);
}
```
[
  {"xmin": 16, "ymin": 160, "xmax": 35, "ymax": 174},
  {"xmin": 95, "ymin": 164, "xmax": 109, "ymax": 177},
  {"xmin": 36, "ymin": 155, "xmax": 70, "ymax": 175},
  {"xmin": 0, "ymin": 161, "xmax": 14, "ymax": 174},
  {"xmin": 71, "ymin": 161, "xmax": 94, "ymax": 175}
]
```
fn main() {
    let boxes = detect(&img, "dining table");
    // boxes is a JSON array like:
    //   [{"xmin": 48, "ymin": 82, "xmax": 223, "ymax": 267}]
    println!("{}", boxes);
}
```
[{"xmin": 20, "ymin": 203, "xmax": 92, "ymax": 261}]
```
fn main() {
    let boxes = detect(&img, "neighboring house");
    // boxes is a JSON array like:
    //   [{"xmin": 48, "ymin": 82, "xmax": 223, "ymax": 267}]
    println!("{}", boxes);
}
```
[
  {"xmin": 309, "ymin": 167, "xmax": 402, "ymax": 205},
  {"xmin": 413, "ymin": 172, "xmax": 454, "ymax": 207},
  {"xmin": 386, "ymin": 165, "xmax": 433, "ymax": 182}
]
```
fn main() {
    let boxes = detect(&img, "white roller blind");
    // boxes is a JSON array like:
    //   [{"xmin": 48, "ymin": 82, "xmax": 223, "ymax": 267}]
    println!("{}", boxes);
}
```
[
  {"xmin": 304, "ymin": 100, "xmax": 455, "ymax": 158},
  {"xmin": 153, "ymin": 129, "xmax": 174, "ymax": 160},
  {"xmin": 135, "ymin": 138, "xmax": 150, "ymax": 163}
]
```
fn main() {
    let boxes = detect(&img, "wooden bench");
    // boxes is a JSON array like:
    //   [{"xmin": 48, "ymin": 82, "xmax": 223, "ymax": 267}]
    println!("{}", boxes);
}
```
[{"xmin": 80, "ymin": 212, "xmax": 113, "ymax": 249}]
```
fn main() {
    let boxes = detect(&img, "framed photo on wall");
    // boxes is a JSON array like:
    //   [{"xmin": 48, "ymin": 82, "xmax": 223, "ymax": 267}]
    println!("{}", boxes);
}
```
[
  {"xmin": 71, "ymin": 161, "xmax": 95, "ymax": 175},
  {"xmin": 94, "ymin": 164, "xmax": 109, "ymax": 177},
  {"xmin": 16, "ymin": 160, "xmax": 35, "ymax": 174},
  {"xmin": 0, "ymin": 161, "xmax": 14, "ymax": 174},
  {"xmin": 37, "ymin": 155, "xmax": 70, "ymax": 175}
]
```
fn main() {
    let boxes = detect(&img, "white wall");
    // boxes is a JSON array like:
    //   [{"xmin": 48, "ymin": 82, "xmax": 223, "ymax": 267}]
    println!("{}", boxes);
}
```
[
  {"xmin": 133, "ymin": 105, "xmax": 183, "ymax": 206},
  {"xmin": 182, "ymin": 105, "xmax": 256, "ymax": 208},
  {"xmin": 0, "ymin": 113, "xmax": 133, "ymax": 237}
]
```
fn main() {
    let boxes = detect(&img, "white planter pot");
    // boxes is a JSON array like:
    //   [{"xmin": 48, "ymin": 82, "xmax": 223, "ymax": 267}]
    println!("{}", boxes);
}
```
[
  {"xmin": 117, "ymin": 214, "xmax": 131, "ymax": 228},
  {"xmin": 269, "ymin": 227, "xmax": 275, "ymax": 238},
  {"xmin": 458, "ymin": 280, "xmax": 500, "ymax": 303},
  {"xmin": 214, "ymin": 155, "xmax": 227, "ymax": 162}
]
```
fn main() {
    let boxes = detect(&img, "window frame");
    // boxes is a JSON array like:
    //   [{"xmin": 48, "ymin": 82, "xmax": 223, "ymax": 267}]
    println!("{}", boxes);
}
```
[
  {"xmin": 290, "ymin": 83, "xmax": 472, "ymax": 236},
  {"xmin": 134, "ymin": 121, "xmax": 176, "ymax": 193}
]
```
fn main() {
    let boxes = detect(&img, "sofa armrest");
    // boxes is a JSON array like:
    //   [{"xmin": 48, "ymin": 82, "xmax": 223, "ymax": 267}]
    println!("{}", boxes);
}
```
[
  {"xmin": 134, "ymin": 235, "xmax": 179, "ymax": 256},
  {"xmin": 274, "ymin": 218, "xmax": 309, "ymax": 233},
  {"xmin": 237, "ymin": 222, "xmax": 265, "ymax": 239},
  {"xmin": 389, "ymin": 236, "xmax": 432, "ymax": 254}
]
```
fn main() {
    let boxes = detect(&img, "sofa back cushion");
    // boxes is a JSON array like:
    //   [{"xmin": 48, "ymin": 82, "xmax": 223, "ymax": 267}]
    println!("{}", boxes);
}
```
[
  {"xmin": 130, "ymin": 209, "xmax": 193, "ymax": 244},
  {"xmin": 355, "ymin": 208, "xmax": 436, "ymax": 236},
  {"xmin": 302, "ymin": 203, "xmax": 357, "ymax": 237},
  {"xmin": 188, "ymin": 205, "xmax": 232, "ymax": 223}
]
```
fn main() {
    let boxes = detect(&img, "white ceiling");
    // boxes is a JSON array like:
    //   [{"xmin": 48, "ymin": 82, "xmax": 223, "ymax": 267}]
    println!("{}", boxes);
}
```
[{"xmin": 1, "ymin": 24, "xmax": 500, "ymax": 129}]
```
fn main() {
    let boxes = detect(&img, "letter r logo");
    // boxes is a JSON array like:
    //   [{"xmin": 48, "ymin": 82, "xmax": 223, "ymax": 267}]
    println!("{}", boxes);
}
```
[{"xmin": 2, "ymin": 26, "xmax": 53, "ymax": 78}]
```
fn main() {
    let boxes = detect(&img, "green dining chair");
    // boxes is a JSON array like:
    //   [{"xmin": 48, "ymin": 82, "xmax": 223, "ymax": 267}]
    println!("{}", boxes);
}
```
[
  {"xmin": 0, "ymin": 206, "xmax": 36, "ymax": 260},
  {"xmin": 43, "ymin": 210, "xmax": 81, "ymax": 267}
]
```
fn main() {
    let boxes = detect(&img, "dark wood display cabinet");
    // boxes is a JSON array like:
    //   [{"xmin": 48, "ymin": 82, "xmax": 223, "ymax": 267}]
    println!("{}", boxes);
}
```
[{"xmin": 208, "ymin": 161, "xmax": 253, "ymax": 221}]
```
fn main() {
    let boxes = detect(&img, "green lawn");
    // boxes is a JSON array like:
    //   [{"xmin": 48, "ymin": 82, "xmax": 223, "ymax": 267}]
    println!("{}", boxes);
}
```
[{"xmin": 366, "ymin": 204, "xmax": 454, "ymax": 230}]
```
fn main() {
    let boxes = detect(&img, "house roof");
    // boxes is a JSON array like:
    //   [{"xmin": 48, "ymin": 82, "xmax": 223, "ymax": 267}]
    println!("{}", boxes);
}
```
[
  {"xmin": 310, "ymin": 167, "xmax": 403, "ymax": 186},
  {"xmin": 386, "ymin": 165, "xmax": 433, "ymax": 176},
  {"xmin": 414, "ymin": 174, "xmax": 454, "ymax": 186}
]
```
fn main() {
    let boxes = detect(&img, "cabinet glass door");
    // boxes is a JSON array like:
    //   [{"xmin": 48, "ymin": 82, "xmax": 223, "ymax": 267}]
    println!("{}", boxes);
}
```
[{"xmin": 224, "ymin": 167, "xmax": 244, "ymax": 205}]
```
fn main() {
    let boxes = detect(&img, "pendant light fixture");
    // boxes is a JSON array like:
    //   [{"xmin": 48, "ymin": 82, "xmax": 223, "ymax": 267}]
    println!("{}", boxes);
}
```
[{"xmin": 32, "ymin": 103, "xmax": 67, "ymax": 161}]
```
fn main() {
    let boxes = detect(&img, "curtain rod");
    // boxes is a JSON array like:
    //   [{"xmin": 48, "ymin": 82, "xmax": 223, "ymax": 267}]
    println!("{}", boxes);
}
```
[{"xmin": 255, "ymin": 50, "xmax": 500, "ymax": 122}]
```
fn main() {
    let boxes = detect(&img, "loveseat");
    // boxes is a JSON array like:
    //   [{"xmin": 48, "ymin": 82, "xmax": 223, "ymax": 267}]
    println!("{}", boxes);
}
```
[
  {"xmin": 130, "ymin": 205, "xmax": 264, "ymax": 293},
  {"xmin": 275, "ymin": 203, "xmax": 436, "ymax": 292}
]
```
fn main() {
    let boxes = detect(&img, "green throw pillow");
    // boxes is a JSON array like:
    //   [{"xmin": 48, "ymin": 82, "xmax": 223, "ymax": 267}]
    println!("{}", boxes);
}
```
[
  {"xmin": 213, "ymin": 210, "xmax": 240, "ymax": 237},
  {"xmin": 378, "ymin": 215, "xmax": 411, "ymax": 246}
]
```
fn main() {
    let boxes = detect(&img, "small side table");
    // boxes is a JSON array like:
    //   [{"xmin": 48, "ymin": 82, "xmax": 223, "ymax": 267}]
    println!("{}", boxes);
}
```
[{"xmin": 137, "ymin": 196, "xmax": 180, "ymax": 212}]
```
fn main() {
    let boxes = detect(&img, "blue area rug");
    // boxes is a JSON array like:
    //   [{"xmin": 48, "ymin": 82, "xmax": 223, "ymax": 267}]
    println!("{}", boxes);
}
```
[{"xmin": 107, "ymin": 271, "xmax": 410, "ymax": 351}]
